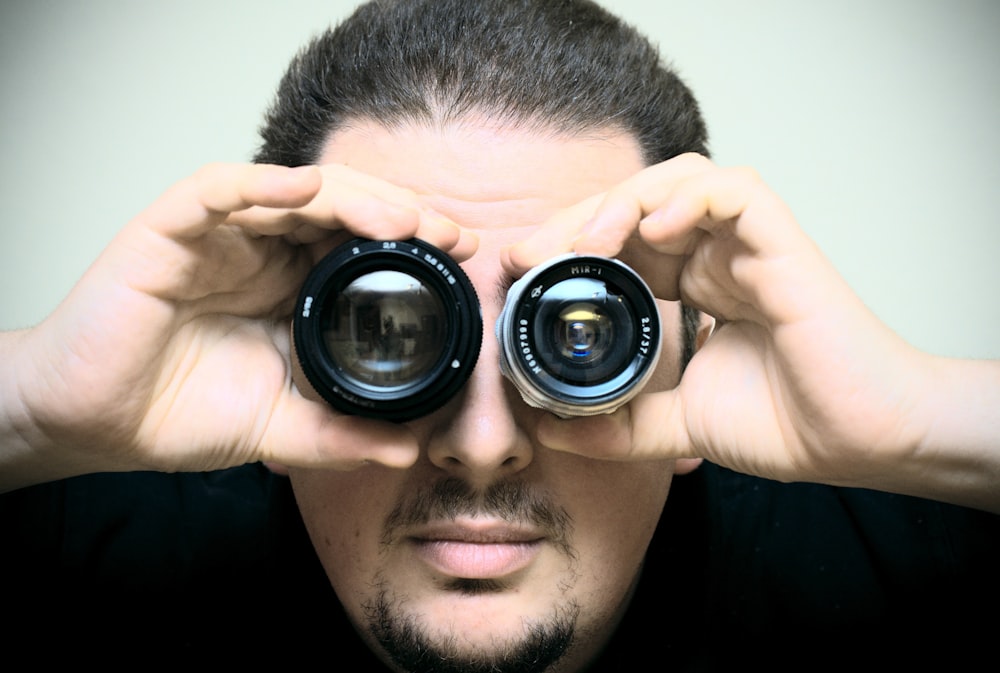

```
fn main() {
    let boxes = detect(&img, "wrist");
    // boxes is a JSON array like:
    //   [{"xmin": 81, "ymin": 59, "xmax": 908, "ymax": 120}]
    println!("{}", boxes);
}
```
[
  {"xmin": 0, "ymin": 328, "xmax": 99, "ymax": 492},
  {"xmin": 909, "ymin": 355, "xmax": 1000, "ymax": 512},
  {"xmin": 1, "ymin": 329, "xmax": 48, "ymax": 491}
]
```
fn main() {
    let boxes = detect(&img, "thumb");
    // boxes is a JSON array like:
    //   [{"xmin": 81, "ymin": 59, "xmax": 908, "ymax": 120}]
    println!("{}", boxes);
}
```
[
  {"xmin": 535, "ymin": 390, "xmax": 694, "ymax": 462},
  {"xmin": 261, "ymin": 396, "xmax": 419, "ymax": 470}
]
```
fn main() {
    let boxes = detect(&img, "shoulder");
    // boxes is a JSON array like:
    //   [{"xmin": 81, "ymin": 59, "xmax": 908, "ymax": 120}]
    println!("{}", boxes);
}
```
[{"xmin": 630, "ymin": 462, "xmax": 1000, "ymax": 669}]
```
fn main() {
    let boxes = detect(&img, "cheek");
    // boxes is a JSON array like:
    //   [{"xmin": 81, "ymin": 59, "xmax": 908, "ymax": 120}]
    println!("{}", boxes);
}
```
[
  {"xmin": 554, "ymin": 458, "xmax": 673, "ymax": 625},
  {"xmin": 289, "ymin": 467, "xmax": 395, "ymax": 590},
  {"xmin": 557, "ymin": 456, "xmax": 673, "ymax": 574}
]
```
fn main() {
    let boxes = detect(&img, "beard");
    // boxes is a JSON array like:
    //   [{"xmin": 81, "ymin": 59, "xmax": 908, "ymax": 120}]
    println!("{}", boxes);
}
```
[
  {"xmin": 366, "ymin": 586, "xmax": 579, "ymax": 673},
  {"xmin": 365, "ymin": 476, "xmax": 581, "ymax": 673}
]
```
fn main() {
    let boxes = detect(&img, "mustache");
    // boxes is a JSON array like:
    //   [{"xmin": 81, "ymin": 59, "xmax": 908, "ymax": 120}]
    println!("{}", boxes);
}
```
[{"xmin": 381, "ymin": 477, "xmax": 574, "ymax": 551}]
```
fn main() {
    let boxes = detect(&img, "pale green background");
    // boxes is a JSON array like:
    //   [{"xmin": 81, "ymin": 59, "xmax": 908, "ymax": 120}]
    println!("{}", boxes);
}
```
[{"xmin": 1, "ymin": 0, "xmax": 997, "ymax": 358}]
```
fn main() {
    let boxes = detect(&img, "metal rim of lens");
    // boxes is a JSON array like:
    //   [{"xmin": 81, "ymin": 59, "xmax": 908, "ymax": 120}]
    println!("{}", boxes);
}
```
[
  {"xmin": 497, "ymin": 254, "xmax": 661, "ymax": 417},
  {"xmin": 293, "ymin": 238, "xmax": 482, "ymax": 422}
]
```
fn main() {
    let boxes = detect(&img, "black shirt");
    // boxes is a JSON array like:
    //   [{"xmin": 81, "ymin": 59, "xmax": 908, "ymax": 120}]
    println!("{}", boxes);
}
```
[{"xmin": 3, "ymin": 462, "xmax": 998, "ymax": 669}]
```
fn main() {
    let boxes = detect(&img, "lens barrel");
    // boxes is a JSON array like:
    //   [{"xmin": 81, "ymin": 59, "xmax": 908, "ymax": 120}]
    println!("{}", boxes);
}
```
[
  {"xmin": 496, "ymin": 254, "xmax": 661, "ymax": 417},
  {"xmin": 292, "ymin": 238, "xmax": 482, "ymax": 422}
]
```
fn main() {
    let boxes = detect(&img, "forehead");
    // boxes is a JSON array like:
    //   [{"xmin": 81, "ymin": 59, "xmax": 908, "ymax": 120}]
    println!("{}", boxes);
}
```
[
  {"xmin": 318, "ymin": 119, "xmax": 645, "ymax": 235},
  {"xmin": 315, "ymin": 119, "xmax": 686, "ymax": 405}
]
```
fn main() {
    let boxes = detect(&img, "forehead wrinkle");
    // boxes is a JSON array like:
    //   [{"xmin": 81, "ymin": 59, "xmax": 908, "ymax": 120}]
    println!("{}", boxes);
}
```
[
  {"xmin": 322, "ymin": 119, "xmax": 645, "ymax": 236},
  {"xmin": 416, "ymin": 190, "xmax": 558, "ymax": 232}
]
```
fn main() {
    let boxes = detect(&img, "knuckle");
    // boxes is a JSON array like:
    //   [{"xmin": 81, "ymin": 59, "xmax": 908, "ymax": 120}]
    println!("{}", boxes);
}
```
[{"xmin": 674, "ymin": 152, "xmax": 713, "ymax": 169}]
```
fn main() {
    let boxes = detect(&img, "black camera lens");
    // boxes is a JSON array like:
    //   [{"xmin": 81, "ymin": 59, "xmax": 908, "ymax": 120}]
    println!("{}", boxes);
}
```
[
  {"xmin": 292, "ymin": 238, "xmax": 482, "ymax": 422},
  {"xmin": 496, "ymin": 254, "xmax": 660, "ymax": 417}
]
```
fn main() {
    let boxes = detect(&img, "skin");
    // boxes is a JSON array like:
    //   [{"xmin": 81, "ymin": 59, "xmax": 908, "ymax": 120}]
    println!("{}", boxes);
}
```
[
  {"xmin": 1, "ymin": 84, "xmax": 996, "ymax": 673},
  {"xmin": 289, "ymin": 120, "xmax": 696, "ymax": 671},
  {"xmin": 5, "ymin": 112, "xmax": 994, "ymax": 516},
  {"xmin": 506, "ymin": 155, "xmax": 1000, "ymax": 513}
]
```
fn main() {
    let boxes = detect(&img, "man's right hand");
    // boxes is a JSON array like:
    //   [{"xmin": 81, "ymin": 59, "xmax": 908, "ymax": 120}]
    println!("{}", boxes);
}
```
[{"xmin": 1, "ymin": 162, "xmax": 476, "ymax": 492}]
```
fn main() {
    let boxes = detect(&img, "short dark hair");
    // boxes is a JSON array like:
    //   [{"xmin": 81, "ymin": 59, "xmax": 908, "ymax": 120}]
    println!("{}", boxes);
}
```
[{"xmin": 255, "ymin": 0, "xmax": 707, "ymax": 365}]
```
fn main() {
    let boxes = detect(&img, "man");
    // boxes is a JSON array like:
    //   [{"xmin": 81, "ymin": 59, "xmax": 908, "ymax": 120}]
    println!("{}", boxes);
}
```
[{"xmin": 2, "ymin": 1, "xmax": 998, "ymax": 670}]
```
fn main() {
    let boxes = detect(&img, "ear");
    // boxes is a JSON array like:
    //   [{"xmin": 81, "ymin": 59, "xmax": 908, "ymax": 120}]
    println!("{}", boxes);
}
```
[
  {"xmin": 674, "ymin": 458, "xmax": 703, "ymax": 475},
  {"xmin": 264, "ymin": 461, "xmax": 290, "ymax": 476},
  {"xmin": 695, "ymin": 313, "xmax": 716, "ymax": 351}
]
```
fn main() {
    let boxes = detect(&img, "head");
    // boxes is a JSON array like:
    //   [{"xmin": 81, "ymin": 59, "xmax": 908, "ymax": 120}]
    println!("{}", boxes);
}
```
[{"xmin": 256, "ymin": 1, "xmax": 708, "ymax": 671}]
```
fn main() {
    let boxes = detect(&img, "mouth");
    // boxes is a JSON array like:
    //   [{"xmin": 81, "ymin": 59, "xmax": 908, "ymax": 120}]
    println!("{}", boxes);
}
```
[{"xmin": 409, "ymin": 519, "xmax": 545, "ymax": 579}]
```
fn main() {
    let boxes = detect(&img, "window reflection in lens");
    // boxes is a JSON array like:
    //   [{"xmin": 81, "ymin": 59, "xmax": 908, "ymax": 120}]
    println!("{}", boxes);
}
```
[
  {"xmin": 535, "ymin": 278, "xmax": 632, "ymax": 385},
  {"xmin": 556, "ymin": 302, "xmax": 610, "ymax": 363},
  {"xmin": 323, "ymin": 270, "xmax": 445, "ymax": 389}
]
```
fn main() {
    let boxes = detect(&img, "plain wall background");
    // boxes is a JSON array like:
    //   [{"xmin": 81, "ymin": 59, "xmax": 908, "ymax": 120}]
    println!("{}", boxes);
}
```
[{"xmin": 1, "ymin": 0, "xmax": 997, "ymax": 358}]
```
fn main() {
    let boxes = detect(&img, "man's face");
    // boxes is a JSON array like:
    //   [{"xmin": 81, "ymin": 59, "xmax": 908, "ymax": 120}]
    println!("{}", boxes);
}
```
[{"xmin": 289, "ymin": 120, "xmax": 687, "ymax": 672}]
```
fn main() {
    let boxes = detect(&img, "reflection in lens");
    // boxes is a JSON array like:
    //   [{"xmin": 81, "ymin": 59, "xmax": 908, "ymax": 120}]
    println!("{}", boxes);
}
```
[
  {"xmin": 323, "ymin": 270, "xmax": 445, "ymax": 390},
  {"xmin": 294, "ymin": 237, "xmax": 482, "ymax": 422},
  {"xmin": 535, "ymin": 277, "xmax": 634, "ymax": 386},
  {"xmin": 556, "ymin": 302, "xmax": 609, "ymax": 363}
]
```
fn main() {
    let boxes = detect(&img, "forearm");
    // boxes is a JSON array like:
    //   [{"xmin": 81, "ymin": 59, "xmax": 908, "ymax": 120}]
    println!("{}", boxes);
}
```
[
  {"xmin": 916, "ymin": 356, "xmax": 1000, "ymax": 512},
  {"xmin": 866, "ymin": 355, "xmax": 1000, "ymax": 513}
]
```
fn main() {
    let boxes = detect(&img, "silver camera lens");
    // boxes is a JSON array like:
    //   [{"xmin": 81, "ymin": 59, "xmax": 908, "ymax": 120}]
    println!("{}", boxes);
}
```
[
  {"xmin": 496, "ymin": 254, "xmax": 661, "ymax": 417},
  {"xmin": 292, "ymin": 238, "xmax": 482, "ymax": 422}
]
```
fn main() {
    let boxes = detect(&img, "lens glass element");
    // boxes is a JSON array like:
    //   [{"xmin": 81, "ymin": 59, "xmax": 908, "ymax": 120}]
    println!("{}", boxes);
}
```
[
  {"xmin": 324, "ymin": 270, "xmax": 445, "ymax": 390},
  {"xmin": 534, "ymin": 278, "xmax": 633, "ymax": 384},
  {"xmin": 558, "ymin": 302, "xmax": 606, "ymax": 361}
]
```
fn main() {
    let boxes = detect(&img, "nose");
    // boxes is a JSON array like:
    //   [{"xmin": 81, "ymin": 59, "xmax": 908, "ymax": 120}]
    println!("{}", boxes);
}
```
[{"xmin": 425, "ymin": 338, "xmax": 534, "ymax": 484}]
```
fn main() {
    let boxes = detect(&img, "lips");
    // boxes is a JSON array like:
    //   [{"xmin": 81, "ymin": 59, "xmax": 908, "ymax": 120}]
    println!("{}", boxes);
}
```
[{"xmin": 410, "ymin": 520, "xmax": 544, "ymax": 579}]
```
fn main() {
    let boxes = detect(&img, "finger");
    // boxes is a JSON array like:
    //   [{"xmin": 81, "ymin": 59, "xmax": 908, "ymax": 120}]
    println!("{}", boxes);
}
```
[
  {"xmin": 638, "ymin": 165, "xmax": 802, "ymax": 257},
  {"xmin": 502, "ymin": 154, "xmax": 715, "ymax": 277},
  {"xmin": 328, "ymin": 166, "xmax": 469, "ymax": 253},
  {"xmin": 227, "ymin": 163, "xmax": 470, "ymax": 254},
  {"xmin": 276, "ymin": 213, "xmax": 477, "ymax": 263},
  {"xmin": 226, "ymin": 175, "xmax": 422, "ymax": 239},
  {"xmin": 501, "ymin": 193, "xmax": 605, "ymax": 275},
  {"xmin": 574, "ymin": 153, "xmax": 716, "ymax": 257},
  {"xmin": 615, "ymin": 240, "xmax": 691, "ymax": 301},
  {"xmin": 142, "ymin": 164, "xmax": 322, "ymax": 239},
  {"xmin": 261, "ymin": 396, "xmax": 420, "ymax": 470},
  {"xmin": 535, "ymin": 390, "xmax": 693, "ymax": 462},
  {"xmin": 282, "ymin": 217, "xmax": 476, "ymax": 269},
  {"xmin": 446, "ymin": 227, "xmax": 480, "ymax": 263}
]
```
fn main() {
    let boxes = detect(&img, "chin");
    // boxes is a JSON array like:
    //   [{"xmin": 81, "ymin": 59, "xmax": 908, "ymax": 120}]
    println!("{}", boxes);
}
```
[
  {"xmin": 416, "ymin": 586, "xmax": 570, "ymax": 642},
  {"xmin": 362, "ymin": 584, "xmax": 583, "ymax": 673}
]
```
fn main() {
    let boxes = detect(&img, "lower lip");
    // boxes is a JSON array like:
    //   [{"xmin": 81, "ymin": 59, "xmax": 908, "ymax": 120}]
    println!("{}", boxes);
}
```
[{"xmin": 413, "ymin": 540, "xmax": 542, "ymax": 579}]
